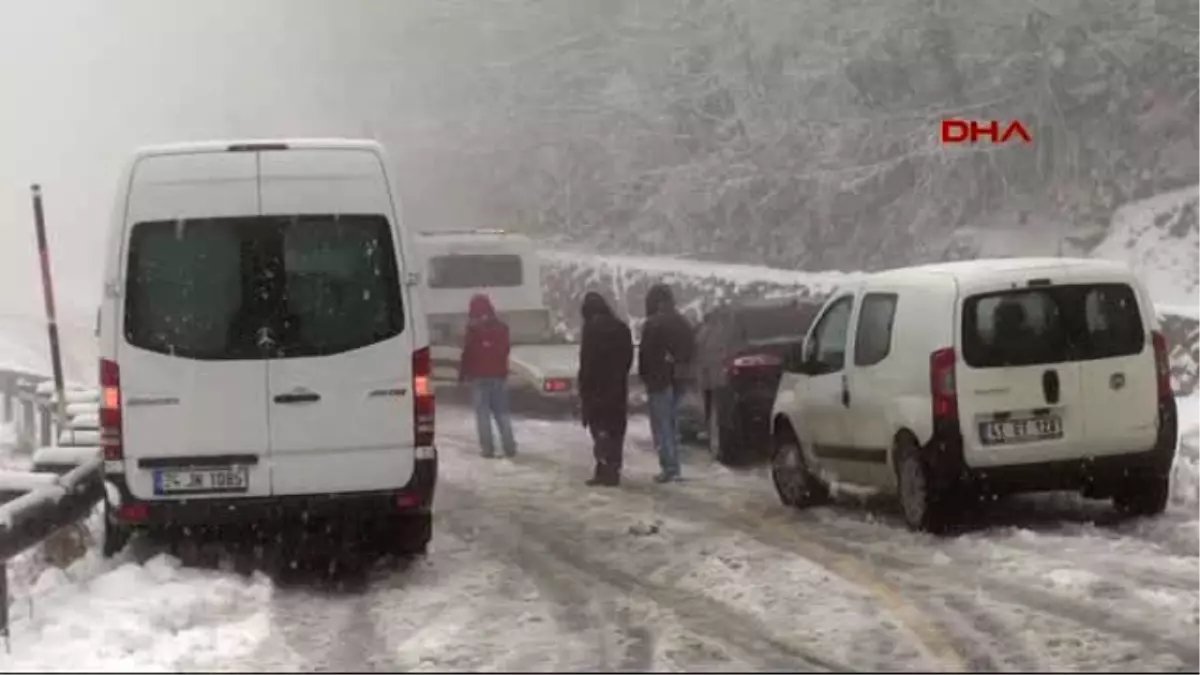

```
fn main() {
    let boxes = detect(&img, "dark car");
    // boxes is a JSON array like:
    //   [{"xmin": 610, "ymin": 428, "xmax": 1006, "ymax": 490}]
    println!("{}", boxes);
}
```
[{"xmin": 679, "ymin": 298, "xmax": 820, "ymax": 464}]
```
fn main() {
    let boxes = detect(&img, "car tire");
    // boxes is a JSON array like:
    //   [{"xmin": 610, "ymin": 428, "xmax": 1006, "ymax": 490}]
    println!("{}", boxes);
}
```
[
  {"xmin": 894, "ymin": 434, "xmax": 955, "ymax": 534},
  {"xmin": 771, "ymin": 430, "xmax": 828, "ymax": 508},
  {"xmin": 101, "ymin": 502, "xmax": 131, "ymax": 559},
  {"xmin": 1112, "ymin": 470, "xmax": 1170, "ymax": 517},
  {"xmin": 707, "ymin": 393, "xmax": 742, "ymax": 465}
]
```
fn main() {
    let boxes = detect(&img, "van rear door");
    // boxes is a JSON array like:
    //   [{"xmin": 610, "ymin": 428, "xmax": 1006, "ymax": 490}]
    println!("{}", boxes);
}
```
[
  {"xmin": 258, "ymin": 148, "xmax": 416, "ymax": 496},
  {"xmin": 955, "ymin": 272, "xmax": 1087, "ymax": 468},
  {"xmin": 1068, "ymin": 277, "xmax": 1158, "ymax": 455},
  {"xmin": 118, "ymin": 152, "xmax": 272, "ymax": 500}
]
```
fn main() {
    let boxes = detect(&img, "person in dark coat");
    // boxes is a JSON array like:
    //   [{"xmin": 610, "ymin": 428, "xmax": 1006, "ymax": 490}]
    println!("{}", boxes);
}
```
[
  {"xmin": 577, "ymin": 292, "xmax": 634, "ymax": 486},
  {"xmin": 638, "ymin": 283, "xmax": 695, "ymax": 483},
  {"xmin": 459, "ymin": 293, "xmax": 517, "ymax": 458}
]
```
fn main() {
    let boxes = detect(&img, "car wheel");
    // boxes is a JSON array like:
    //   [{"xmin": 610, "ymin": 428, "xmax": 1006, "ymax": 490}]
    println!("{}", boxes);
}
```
[
  {"xmin": 1112, "ymin": 470, "xmax": 1170, "ymax": 517},
  {"xmin": 707, "ymin": 396, "xmax": 737, "ymax": 465},
  {"xmin": 895, "ymin": 434, "xmax": 954, "ymax": 534},
  {"xmin": 101, "ymin": 502, "xmax": 131, "ymax": 559},
  {"xmin": 771, "ymin": 430, "xmax": 828, "ymax": 508}
]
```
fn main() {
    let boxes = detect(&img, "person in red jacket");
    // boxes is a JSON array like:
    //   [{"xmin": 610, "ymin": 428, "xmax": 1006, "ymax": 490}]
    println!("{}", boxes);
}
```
[{"xmin": 459, "ymin": 293, "xmax": 517, "ymax": 458}]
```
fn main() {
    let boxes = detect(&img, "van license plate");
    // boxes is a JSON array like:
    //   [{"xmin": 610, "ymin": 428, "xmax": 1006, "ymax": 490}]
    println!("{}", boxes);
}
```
[
  {"xmin": 979, "ymin": 416, "xmax": 1063, "ymax": 446},
  {"xmin": 153, "ymin": 466, "xmax": 250, "ymax": 495}
]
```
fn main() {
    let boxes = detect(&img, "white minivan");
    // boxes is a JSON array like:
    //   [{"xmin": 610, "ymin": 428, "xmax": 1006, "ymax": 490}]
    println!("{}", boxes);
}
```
[
  {"xmin": 97, "ymin": 139, "xmax": 437, "ymax": 556},
  {"xmin": 770, "ymin": 258, "xmax": 1178, "ymax": 533}
]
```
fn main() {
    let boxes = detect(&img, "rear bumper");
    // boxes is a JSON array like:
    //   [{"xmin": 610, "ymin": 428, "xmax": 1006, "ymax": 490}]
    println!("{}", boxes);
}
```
[
  {"xmin": 108, "ymin": 454, "xmax": 438, "ymax": 528},
  {"xmin": 925, "ymin": 399, "xmax": 1178, "ymax": 496}
]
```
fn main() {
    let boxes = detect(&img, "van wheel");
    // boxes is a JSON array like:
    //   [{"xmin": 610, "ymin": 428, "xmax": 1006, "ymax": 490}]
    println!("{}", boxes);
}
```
[
  {"xmin": 389, "ymin": 512, "xmax": 431, "ymax": 556},
  {"xmin": 771, "ymin": 431, "xmax": 828, "ymax": 508},
  {"xmin": 707, "ymin": 395, "xmax": 739, "ymax": 465},
  {"xmin": 895, "ymin": 435, "xmax": 954, "ymax": 534},
  {"xmin": 1113, "ymin": 470, "xmax": 1170, "ymax": 517},
  {"xmin": 102, "ymin": 504, "xmax": 131, "ymax": 559}
]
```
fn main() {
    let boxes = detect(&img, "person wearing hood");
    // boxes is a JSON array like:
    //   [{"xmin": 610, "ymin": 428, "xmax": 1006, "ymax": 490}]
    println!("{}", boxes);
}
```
[
  {"xmin": 459, "ymin": 293, "xmax": 517, "ymax": 458},
  {"xmin": 578, "ymin": 292, "xmax": 634, "ymax": 486},
  {"xmin": 637, "ymin": 283, "xmax": 695, "ymax": 482}
]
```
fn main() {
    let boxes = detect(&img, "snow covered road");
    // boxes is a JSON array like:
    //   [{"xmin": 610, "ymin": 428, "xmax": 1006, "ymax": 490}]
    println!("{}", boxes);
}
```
[{"xmin": 1, "ymin": 405, "xmax": 1197, "ymax": 672}]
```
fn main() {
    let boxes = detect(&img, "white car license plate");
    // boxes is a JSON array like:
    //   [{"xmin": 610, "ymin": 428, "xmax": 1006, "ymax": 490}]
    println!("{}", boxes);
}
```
[
  {"xmin": 979, "ymin": 416, "xmax": 1063, "ymax": 446},
  {"xmin": 153, "ymin": 466, "xmax": 250, "ymax": 495}
]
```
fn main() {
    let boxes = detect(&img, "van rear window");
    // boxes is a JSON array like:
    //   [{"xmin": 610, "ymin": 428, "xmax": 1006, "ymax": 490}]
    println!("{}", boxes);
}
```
[
  {"xmin": 428, "ymin": 254, "xmax": 523, "ymax": 289},
  {"xmin": 125, "ymin": 215, "xmax": 404, "ymax": 360},
  {"xmin": 961, "ymin": 283, "xmax": 1145, "ymax": 368}
]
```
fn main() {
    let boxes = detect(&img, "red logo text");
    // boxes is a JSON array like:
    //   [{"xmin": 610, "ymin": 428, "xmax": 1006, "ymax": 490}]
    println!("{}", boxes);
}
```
[{"xmin": 940, "ymin": 119, "xmax": 1033, "ymax": 145}]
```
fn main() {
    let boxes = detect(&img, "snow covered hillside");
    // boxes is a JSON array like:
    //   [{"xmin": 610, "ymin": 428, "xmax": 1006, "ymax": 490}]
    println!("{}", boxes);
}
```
[{"xmin": 1092, "ymin": 185, "xmax": 1199, "ymax": 316}]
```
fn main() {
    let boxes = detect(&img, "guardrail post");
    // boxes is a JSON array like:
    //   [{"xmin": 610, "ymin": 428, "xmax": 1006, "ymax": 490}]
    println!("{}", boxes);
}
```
[
  {"xmin": 20, "ymin": 400, "xmax": 34, "ymax": 447},
  {"xmin": 39, "ymin": 408, "xmax": 52, "ymax": 448},
  {"xmin": 0, "ymin": 560, "xmax": 8, "ymax": 653}
]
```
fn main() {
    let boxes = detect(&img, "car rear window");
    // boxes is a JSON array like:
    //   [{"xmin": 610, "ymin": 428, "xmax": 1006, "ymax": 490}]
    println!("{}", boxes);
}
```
[
  {"xmin": 125, "ymin": 215, "xmax": 404, "ymax": 360},
  {"xmin": 428, "ymin": 254, "xmax": 523, "ymax": 289},
  {"xmin": 961, "ymin": 283, "xmax": 1145, "ymax": 368},
  {"xmin": 736, "ymin": 305, "xmax": 814, "ymax": 343}
]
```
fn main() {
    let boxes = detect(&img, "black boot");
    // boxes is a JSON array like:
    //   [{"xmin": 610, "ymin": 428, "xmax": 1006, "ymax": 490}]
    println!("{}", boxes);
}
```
[{"xmin": 585, "ymin": 464, "xmax": 606, "ymax": 486}]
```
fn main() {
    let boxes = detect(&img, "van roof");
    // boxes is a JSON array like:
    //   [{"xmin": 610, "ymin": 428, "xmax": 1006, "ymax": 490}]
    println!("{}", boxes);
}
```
[
  {"xmin": 869, "ymin": 257, "xmax": 1134, "ymax": 285},
  {"xmin": 415, "ymin": 230, "xmax": 534, "ymax": 246},
  {"xmin": 131, "ymin": 138, "xmax": 384, "ymax": 158}
]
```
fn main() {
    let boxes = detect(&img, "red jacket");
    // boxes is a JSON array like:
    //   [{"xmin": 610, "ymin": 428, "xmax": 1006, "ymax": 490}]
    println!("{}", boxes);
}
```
[{"xmin": 459, "ymin": 294, "xmax": 510, "ymax": 380}]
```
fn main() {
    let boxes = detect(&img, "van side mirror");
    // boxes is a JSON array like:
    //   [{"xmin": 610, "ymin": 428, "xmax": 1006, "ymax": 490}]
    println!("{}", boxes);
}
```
[{"xmin": 784, "ymin": 342, "xmax": 808, "ymax": 374}]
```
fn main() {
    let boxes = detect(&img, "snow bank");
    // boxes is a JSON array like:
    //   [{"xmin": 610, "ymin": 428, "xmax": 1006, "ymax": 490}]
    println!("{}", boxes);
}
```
[
  {"xmin": 1091, "ymin": 185, "xmax": 1198, "ymax": 309},
  {"xmin": 0, "ymin": 552, "xmax": 274, "ymax": 671},
  {"xmin": 540, "ymin": 250, "xmax": 1199, "ymax": 394},
  {"xmin": 1171, "ymin": 394, "xmax": 1199, "ymax": 510}
]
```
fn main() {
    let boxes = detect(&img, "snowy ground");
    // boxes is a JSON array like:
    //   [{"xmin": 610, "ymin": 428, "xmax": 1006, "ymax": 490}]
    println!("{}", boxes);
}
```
[{"xmin": 0, "ymin": 402, "xmax": 1196, "ymax": 672}]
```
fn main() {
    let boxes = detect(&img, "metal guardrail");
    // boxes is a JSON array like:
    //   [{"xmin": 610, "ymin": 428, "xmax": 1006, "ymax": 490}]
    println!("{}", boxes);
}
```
[{"xmin": 0, "ymin": 368, "xmax": 103, "ymax": 651}]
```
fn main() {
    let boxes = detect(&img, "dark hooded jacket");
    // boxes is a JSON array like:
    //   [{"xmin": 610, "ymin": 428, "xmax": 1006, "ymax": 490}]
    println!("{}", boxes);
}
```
[
  {"xmin": 577, "ymin": 292, "xmax": 634, "ymax": 426},
  {"xmin": 459, "ymin": 294, "xmax": 510, "ymax": 380},
  {"xmin": 637, "ymin": 284, "xmax": 695, "ymax": 393}
]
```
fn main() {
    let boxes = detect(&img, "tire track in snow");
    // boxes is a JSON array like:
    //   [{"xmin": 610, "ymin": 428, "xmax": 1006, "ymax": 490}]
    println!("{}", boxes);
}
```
[
  {"xmin": 438, "ymin": 482, "xmax": 847, "ymax": 672},
  {"xmin": 462, "ymin": 413, "xmax": 1195, "ymax": 670},
  {"xmin": 438, "ymin": 430, "xmax": 972, "ymax": 672}
]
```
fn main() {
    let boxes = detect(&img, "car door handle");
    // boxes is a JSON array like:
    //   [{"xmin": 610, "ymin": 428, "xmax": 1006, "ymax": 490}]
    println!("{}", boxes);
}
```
[{"xmin": 274, "ymin": 392, "xmax": 321, "ymax": 404}]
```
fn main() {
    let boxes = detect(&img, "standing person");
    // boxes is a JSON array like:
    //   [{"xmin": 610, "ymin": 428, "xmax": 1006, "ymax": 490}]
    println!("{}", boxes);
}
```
[
  {"xmin": 638, "ymin": 283, "xmax": 695, "ymax": 483},
  {"xmin": 578, "ymin": 292, "xmax": 634, "ymax": 487},
  {"xmin": 459, "ymin": 293, "xmax": 517, "ymax": 458}
]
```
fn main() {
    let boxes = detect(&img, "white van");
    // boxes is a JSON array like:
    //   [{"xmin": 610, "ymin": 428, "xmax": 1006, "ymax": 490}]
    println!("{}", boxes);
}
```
[
  {"xmin": 97, "ymin": 139, "xmax": 436, "ymax": 556},
  {"xmin": 770, "ymin": 258, "xmax": 1178, "ymax": 533}
]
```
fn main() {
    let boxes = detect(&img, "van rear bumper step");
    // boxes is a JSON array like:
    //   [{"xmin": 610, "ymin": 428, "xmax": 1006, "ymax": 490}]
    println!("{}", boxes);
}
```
[{"xmin": 109, "ymin": 456, "xmax": 436, "ymax": 527}]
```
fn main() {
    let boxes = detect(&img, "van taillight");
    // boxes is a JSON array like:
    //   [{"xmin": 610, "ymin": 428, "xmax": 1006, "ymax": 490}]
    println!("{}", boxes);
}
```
[
  {"xmin": 413, "ymin": 347, "xmax": 435, "ymax": 447},
  {"xmin": 1152, "ymin": 331, "xmax": 1172, "ymax": 399},
  {"xmin": 930, "ymin": 348, "xmax": 958, "ymax": 422},
  {"xmin": 99, "ymin": 359, "xmax": 123, "ymax": 461}
]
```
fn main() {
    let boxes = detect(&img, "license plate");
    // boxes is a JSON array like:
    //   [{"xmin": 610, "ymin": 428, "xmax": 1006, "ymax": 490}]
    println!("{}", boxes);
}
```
[
  {"xmin": 979, "ymin": 416, "xmax": 1063, "ymax": 446},
  {"xmin": 153, "ymin": 466, "xmax": 250, "ymax": 495}
]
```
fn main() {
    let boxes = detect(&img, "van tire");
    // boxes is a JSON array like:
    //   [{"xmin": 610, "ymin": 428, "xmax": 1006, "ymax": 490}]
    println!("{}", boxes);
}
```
[
  {"xmin": 771, "ymin": 430, "xmax": 828, "ymax": 508},
  {"xmin": 895, "ymin": 434, "xmax": 954, "ymax": 534},
  {"xmin": 1112, "ymin": 470, "xmax": 1170, "ymax": 517},
  {"xmin": 391, "ymin": 512, "xmax": 432, "ymax": 556},
  {"xmin": 102, "ymin": 505, "xmax": 131, "ymax": 559}
]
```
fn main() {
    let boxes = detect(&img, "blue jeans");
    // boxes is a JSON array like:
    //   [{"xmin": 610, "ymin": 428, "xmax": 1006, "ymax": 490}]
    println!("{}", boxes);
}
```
[
  {"xmin": 648, "ymin": 386, "xmax": 681, "ymax": 478},
  {"xmin": 470, "ymin": 378, "xmax": 516, "ymax": 456}
]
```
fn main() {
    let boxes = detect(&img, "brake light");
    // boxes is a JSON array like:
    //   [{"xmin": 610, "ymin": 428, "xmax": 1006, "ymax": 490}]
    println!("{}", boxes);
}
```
[
  {"xmin": 727, "ymin": 353, "xmax": 783, "ymax": 375},
  {"xmin": 117, "ymin": 501, "xmax": 148, "ymax": 523},
  {"xmin": 543, "ymin": 378, "xmax": 571, "ymax": 393},
  {"xmin": 413, "ymin": 347, "xmax": 435, "ymax": 447},
  {"xmin": 99, "ymin": 359, "xmax": 123, "ymax": 461},
  {"xmin": 1152, "ymin": 330, "xmax": 1172, "ymax": 399},
  {"xmin": 930, "ymin": 348, "xmax": 958, "ymax": 421}
]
